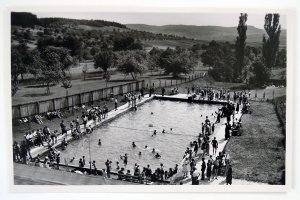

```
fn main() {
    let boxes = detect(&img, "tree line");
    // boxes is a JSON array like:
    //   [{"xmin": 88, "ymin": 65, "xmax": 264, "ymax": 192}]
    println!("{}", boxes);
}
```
[
  {"xmin": 11, "ymin": 38, "xmax": 197, "ymax": 96},
  {"xmin": 11, "ymin": 12, "xmax": 126, "ymax": 29}
]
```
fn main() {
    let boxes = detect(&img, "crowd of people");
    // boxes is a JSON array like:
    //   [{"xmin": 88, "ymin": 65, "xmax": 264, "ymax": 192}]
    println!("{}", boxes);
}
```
[
  {"xmin": 13, "ymin": 125, "xmax": 63, "ymax": 164},
  {"xmin": 46, "ymin": 110, "xmax": 63, "ymax": 120}
]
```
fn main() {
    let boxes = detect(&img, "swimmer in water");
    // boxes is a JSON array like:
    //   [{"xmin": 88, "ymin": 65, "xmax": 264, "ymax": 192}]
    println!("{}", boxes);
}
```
[
  {"xmin": 155, "ymin": 153, "xmax": 161, "ymax": 158},
  {"xmin": 98, "ymin": 139, "xmax": 101, "ymax": 145},
  {"xmin": 132, "ymin": 142, "xmax": 136, "ymax": 148},
  {"xmin": 151, "ymin": 112, "xmax": 153, "ymax": 115},
  {"xmin": 152, "ymin": 148, "xmax": 155, "ymax": 153},
  {"xmin": 145, "ymin": 145, "xmax": 148, "ymax": 149},
  {"xmin": 152, "ymin": 130, "xmax": 157, "ymax": 137},
  {"xmin": 139, "ymin": 152, "xmax": 142, "ymax": 157},
  {"xmin": 170, "ymin": 128, "xmax": 173, "ymax": 131},
  {"xmin": 162, "ymin": 129, "xmax": 165, "ymax": 133},
  {"xmin": 70, "ymin": 157, "xmax": 75, "ymax": 163}
]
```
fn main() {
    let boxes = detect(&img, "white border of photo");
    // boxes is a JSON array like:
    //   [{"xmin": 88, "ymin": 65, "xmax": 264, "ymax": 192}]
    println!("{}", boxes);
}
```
[{"xmin": 0, "ymin": 0, "xmax": 299, "ymax": 197}]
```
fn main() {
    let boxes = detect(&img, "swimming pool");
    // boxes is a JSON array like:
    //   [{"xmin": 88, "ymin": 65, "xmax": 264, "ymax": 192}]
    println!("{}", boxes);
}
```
[{"xmin": 59, "ymin": 100, "xmax": 220, "ymax": 172}]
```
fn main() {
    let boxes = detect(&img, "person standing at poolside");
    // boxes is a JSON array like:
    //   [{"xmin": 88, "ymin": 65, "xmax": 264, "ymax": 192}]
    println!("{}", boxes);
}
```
[
  {"xmin": 212, "ymin": 157, "xmax": 219, "ymax": 180},
  {"xmin": 123, "ymin": 154, "xmax": 128, "ymax": 166},
  {"xmin": 193, "ymin": 141, "xmax": 199, "ymax": 156},
  {"xmin": 140, "ymin": 88, "xmax": 144, "ymax": 97},
  {"xmin": 212, "ymin": 137, "xmax": 218, "ymax": 155},
  {"xmin": 114, "ymin": 98, "xmax": 118, "ymax": 111},
  {"xmin": 105, "ymin": 160, "xmax": 111, "ymax": 178},
  {"xmin": 182, "ymin": 158, "xmax": 189, "ymax": 178},
  {"xmin": 226, "ymin": 165, "xmax": 233, "ymax": 185},
  {"xmin": 60, "ymin": 121, "xmax": 67, "ymax": 137},
  {"xmin": 79, "ymin": 158, "xmax": 84, "ymax": 168},
  {"xmin": 149, "ymin": 87, "xmax": 152, "ymax": 97},
  {"xmin": 236, "ymin": 102, "xmax": 240, "ymax": 113},
  {"xmin": 161, "ymin": 87, "xmax": 165, "ymax": 97},
  {"xmin": 56, "ymin": 153, "xmax": 60, "ymax": 169},
  {"xmin": 191, "ymin": 167, "xmax": 200, "ymax": 185},
  {"xmin": 206, "ymin": 159, "xmax": 212, "ymax": 181},
  {"xmin": 82, "ymin": 156, "xmax": 86, "ymax": 166},
  {"xmin": 201, "ymin": 158, "xmax": 206, "ymax": 180}
]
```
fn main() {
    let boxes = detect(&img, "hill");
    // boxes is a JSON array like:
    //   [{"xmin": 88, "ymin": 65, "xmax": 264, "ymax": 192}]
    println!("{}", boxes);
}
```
[{"xmin": 126, "ymin": 24, "xmax": 286, "ymax": 46}]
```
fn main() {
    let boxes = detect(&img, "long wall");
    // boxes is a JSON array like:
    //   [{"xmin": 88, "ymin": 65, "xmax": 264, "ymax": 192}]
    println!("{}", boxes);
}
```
[
  {"xmin": 12, "ymin": 73, "xmax": 205, "ymax": 119},
  {"xmin": 12, "ymin": 80, "xmax": 144, "ymax": 119}
]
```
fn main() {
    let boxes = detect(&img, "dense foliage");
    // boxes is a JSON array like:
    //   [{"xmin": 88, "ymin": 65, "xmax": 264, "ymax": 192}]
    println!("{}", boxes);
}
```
[
  {"xmin": 94, "ymin": 50, "xmax": 116, "ymax": 81},
  {"xmin": 201, "ymin": 41, "xmax": 236, "ymax": 82},
  {"xmin": 38, "ymin": 17, "xmax": 127, "ymax": 29},
  {"xmin": 115, "ymin": 50, "xmax": 148, "ymax": 80},
  {"xmin": 158, "ymin": 47, "xmax": 197, "ymax": 77},
  {"xmin": 11, "ymin": 12, "xmax": 38, "ymax": 27}
]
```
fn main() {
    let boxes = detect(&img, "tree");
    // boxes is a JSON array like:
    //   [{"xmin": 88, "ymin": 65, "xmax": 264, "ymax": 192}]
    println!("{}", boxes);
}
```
[
  {"xmin": 148, "ymin": 47, "xmax": 163, "ymax": 75},
  {"xmin": 201, "ymin": 41, "xmax": 236, "ymax": 82},
  {"xmin": 61, "ymin": 70, "xmax": 72, "ymax": 107},
  {"xmin": 94, "ymin": 50, "xmax": 115, "ymax": 85},
  {"xmin": 113, "ymin": 36, "xmax": 143, "ymax": 51},
  {"xmin": 249, "ymin": 58, "xmax": 270, "ymax": 87},
  {"xmin": 11, "ymin": 42, "xmax": 34, "ymax": 95},
  {"xmin": 11, "ymin": 46, "xmax": 23, "ymax": 96},
  {"xmin": 115, "ymin": 50, "xmax": 147, "ymax": 80},
  {"xmin": 32, "ymin": 47, "xmax": 73, "ymax": 94},
  {"xmin": 262, "ymin": 13, "xmax": 281, "ymax": 70},
  {"xmin": 158, "ymin": 47, "xmax": 196, "ymax": 78},
  {"xmin": 61, "ymin": 35, "xmax": 83, "ymax": 59},
  {"xmin": 235, "ymin": 13, "xmax": 248, "ymax": 80}
]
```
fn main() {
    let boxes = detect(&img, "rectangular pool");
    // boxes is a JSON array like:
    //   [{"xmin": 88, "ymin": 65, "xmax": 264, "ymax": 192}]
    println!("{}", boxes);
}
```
[{"xmin": 59, "ymin": 100, "xmax": 220, "ymax": 172}]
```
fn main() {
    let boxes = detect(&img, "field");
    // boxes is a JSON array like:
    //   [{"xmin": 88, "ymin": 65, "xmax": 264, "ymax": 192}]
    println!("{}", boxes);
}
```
[
  {"xmin": 143, "ymin": 39, "xmax": 208, "ymax": 50},
  {"xmin": 12, "ymin": 61, "xmax": 205, "ymax": 105},
  {"xmin": 225, "ymin": 101, "xmax": 285, "ymax": 184}
]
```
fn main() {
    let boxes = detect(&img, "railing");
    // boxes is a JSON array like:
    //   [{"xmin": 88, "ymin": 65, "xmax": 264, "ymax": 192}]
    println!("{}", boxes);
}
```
[{"xmin": 145, "ymin": 72, "xmax": 206, "ymax": 90}]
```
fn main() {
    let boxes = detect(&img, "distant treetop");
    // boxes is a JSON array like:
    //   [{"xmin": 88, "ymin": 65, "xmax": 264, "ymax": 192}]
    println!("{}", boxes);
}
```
[
  {"xmin": 11, "ymin": 12, "xmax": 127, "ymax": 29},
  {"xmin": 11, "ymin": 12, "xmax": 39, "ymax": 27},
  {"xmin": 38, "ymin": 17, "xmax": 127, "ymax": 29}
]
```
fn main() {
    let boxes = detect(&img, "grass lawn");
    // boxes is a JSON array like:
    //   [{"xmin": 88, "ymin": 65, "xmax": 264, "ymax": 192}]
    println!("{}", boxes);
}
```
[
  {"xmin": 225, "ymin": 101, "xmax": 285, "ymax": 184},
  {"xmin": 12, "ymin": 61, "xmax": 206, "ymax": 105}
]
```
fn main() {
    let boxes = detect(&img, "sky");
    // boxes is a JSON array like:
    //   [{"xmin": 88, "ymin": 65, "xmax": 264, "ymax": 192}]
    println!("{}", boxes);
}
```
[{"xmin": 35, "ymin": 12, "xmax": 287, "ymax": 29}]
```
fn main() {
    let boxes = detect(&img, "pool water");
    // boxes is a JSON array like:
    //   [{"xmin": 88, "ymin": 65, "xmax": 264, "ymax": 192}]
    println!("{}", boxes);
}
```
[{"xmin": 59, "ymin": 100, "xmax": 220, "ymax": 172}]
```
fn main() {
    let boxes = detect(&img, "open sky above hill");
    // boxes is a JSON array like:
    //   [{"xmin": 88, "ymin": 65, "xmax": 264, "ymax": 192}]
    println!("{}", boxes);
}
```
[{"xmin": 35, "ymin": 12, "xmax": 287, "ymax": 29}]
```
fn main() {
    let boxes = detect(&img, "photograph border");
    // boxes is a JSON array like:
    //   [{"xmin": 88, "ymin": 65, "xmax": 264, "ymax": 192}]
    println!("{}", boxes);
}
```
[{"xmin": 2, "ymin": 2, "xmax": 295, "ymax": 193}]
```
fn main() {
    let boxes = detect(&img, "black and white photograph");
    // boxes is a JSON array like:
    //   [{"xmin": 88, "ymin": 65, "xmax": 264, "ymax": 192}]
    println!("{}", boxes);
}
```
[{"xmin": 1, "ymin": 0, "xmax": 298, "ymax": 195}]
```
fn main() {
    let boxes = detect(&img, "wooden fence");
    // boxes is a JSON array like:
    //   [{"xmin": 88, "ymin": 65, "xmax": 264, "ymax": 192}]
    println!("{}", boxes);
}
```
[
  {"xmin": 12, "ymin": 73, "xmax": 206, "ymax": 119},
  {"xmin": 12, "ymin": 80, "xmax": 145, "ymax": 119}
]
